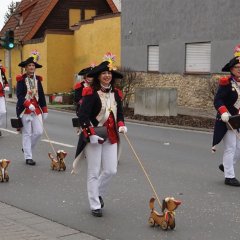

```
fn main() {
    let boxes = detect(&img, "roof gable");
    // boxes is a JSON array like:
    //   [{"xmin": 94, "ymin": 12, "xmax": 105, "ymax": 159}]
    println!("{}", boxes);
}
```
[{"xmin": 1, "ymin": 0, "xmax": 118, "ymax": 41}]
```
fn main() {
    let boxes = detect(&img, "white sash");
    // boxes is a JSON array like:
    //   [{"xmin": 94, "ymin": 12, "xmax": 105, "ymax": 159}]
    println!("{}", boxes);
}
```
[{"xmin": 96, "ymin": 90, "xmax": 117, "ymax": 126}]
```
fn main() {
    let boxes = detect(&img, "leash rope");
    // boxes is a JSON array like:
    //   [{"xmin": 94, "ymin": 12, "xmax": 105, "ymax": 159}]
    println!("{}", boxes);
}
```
[
  {"xmin": 34, "ymin": 111, "xmax": 57, "ymax": 156},
  {"xmin": 226, "ymin": 121, "xmax": 240, "ymax": 140},
  {"xmin": 123, "ymin": 132, "xmax": 162, "ymax": 209}
]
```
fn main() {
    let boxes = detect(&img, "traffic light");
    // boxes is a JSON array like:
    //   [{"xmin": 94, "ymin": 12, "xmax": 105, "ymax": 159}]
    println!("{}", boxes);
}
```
[{"xmin": 0, "ymin": 30, "xmax": 15, "ymax": 50}]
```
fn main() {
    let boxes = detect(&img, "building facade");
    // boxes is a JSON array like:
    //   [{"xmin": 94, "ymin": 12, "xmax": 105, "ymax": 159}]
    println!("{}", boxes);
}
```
[
  {"xmin": 121, "ymin": 0, "xmax": 240, "ymax": 109},
  {"xmin": 0, "ymin": 0, "xmax": 120, "ymax": 95}
]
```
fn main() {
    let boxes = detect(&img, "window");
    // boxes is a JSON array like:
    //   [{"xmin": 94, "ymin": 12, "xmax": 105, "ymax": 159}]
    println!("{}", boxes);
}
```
[
  {"xmin": 84, "ymin": 10, "xmax": 96, "ymax": 20},
  {"xmin": 148, "ymin": 45, "xmax": 159, "ymax": 71},
  {"xmin": 69, "ymin": 9, "xmax": 81, "ymax": 27},
  {"xmin": 185, "ymin": 42, "xmax": 211, "ymax": 73}
]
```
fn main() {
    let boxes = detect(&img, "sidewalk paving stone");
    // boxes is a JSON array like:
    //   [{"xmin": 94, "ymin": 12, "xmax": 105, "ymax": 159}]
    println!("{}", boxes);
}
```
[{"xmin": 0, "ymin": 202, "xmax": 100, "ymax": 240}]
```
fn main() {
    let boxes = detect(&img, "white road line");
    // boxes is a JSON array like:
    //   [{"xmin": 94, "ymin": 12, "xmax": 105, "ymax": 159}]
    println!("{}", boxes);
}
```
[
  {"xmin": 126, "ymin": 121, "xmax": 213, "ymax": 134},
  {"xmin": 0, "ymin": 128, "xmax": 19, "ymax": 134},
  {"xmin": 41, "ymin": 139, "xmax": 75, "ymax": 148}
]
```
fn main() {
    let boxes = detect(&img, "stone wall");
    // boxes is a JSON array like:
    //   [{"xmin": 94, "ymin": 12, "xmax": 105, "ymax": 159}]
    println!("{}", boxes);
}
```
[{"xmin": 131, "ymin": 73, "xmax": 223, "ymax": 111}]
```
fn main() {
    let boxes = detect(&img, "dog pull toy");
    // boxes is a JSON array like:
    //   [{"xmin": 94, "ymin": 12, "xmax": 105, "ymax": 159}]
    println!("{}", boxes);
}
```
[
  {"xmin": 0, "ymin": 159, "xmax": 10, "ymax": 182},
  {"xmin": 48, "ymin": 150, "xmax": 67, "ymax": 171},
  {"xmin": 148, "ymin": 197, "xmax": 181, "ymax": 230},
  {"xmin": 123, "ymin": 132, "xmax": 182, "ymax": 230}
]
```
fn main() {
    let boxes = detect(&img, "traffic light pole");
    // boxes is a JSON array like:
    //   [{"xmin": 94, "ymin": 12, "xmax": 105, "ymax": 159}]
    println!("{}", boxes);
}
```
[{"xmin": 8, "ymin": 50, "xmax": 12, "ymax": 98}]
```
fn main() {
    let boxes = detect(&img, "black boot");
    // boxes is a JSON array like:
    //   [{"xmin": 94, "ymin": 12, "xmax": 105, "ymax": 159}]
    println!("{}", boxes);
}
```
[
  {"xmin": 26, "ymin": 159, "xmax": 36, "ymax": 166},
  {"xmin": 99, "ymin": 196, "xmax": 104, "ymax": 208},
  {"xmin": 225, "ymin": 178, "xmax": 240, "ymax": 186},
  {"xmin": 91, "ymin": 209, "xmax": 102, "ymax": 217}
]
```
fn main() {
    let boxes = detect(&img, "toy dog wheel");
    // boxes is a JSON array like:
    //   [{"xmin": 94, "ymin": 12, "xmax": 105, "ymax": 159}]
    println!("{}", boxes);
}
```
[
  {"xmin": 160, "ymin": 220, "xmax": 168, "ymax": 230},
  {"xmin": 148, "ymin": 217, "xmax": 155, "ymax": 227},
  {"xmin": 5, "ymin": 174, "xmax": 9, "ymax": 182},
  {"xmin": 169, "ymin": 218, "xmax": 175, "ymax": 230}
]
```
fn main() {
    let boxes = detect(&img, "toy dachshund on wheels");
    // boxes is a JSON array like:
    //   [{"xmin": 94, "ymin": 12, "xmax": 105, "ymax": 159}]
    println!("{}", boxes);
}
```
[
  {"xmin": 0, "ymin": 159, "xmax": 10, "ymax": 182},
  {"xmin": 48, "ymin": 150, "xmax": 67, "ymax": 171},
  {"xmin": 148, "ymin": 197, "xmax": 181, "ymax": 230}
]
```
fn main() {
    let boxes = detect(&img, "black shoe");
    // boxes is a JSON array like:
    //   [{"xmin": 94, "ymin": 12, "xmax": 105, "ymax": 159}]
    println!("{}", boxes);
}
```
[
  {"xmin": 26, "ymin": 159, "xmax": 36, "ymax": 166},
  {"xmin": 22, "ymin": 148, "xmax": 24, "ymax": 153},
  {"xmin": 99, "ymin": 196, "xmax": 104, "ymax": 208},
  {"xmin": 219, "ymin": 164, "xmax": 224, "ymax": 172},
  {"xmin": 91, "ymin": 209, "xmax": 102, "ymax": 217},
  {"xmin": 225, "ymin": 178, "xmax": 240, "ymax": 187},
  {"xmin": 0, "ymin": 131, "xmax": 2, "ymax": 136}
]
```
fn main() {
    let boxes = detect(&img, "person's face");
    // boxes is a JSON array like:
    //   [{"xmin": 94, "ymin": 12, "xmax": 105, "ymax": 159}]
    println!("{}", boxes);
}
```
[
  {"xmin": 231, "ymin": 63, "xmax": 240, "ymax": 78},
  {"xmin": 98, "ymin": 71, "xmax": 112, "ymax": 86},
  {"xmin": 25, "ymin": 63, "xmax": 36, "ymax": 75},
  {"xmin": 86, "ymin": 76, "xmax": 94, "ymax": 84}
]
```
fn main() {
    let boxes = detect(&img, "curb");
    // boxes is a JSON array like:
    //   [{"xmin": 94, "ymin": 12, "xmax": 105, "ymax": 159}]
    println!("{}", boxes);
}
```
[{"xmin": 6, "ymin": 99, "xmax": 213, "ymax": 133}]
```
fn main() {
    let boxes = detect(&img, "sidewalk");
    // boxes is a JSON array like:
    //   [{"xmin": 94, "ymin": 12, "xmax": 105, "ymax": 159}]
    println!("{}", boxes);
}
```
[{"xmin": 0, "ymin": 202, "xmax": 100, "ymax": 240}]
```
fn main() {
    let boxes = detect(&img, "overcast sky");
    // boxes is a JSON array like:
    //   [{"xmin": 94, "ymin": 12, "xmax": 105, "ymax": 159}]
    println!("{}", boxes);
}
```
[{"xmin": 0, "ymin": 0, "xmax": 19, "ymax": 30}]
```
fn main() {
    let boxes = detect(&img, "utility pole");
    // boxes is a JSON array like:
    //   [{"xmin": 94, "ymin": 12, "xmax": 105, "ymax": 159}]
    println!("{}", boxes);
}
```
[{"xmin": 8, "ymin": 50, "xmax": 12, "ymax": 98}]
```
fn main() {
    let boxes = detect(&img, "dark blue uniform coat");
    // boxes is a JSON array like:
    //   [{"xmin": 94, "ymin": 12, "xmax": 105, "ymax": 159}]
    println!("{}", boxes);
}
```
[{"xmin": 213, "ymin": 76, "xmax": 240, "ymax": 148}]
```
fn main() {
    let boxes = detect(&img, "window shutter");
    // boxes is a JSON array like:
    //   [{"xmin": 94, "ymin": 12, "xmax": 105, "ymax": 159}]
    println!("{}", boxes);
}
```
[
  {"xmin": 186, "ymin": 43, "xmax": 211, "ymax": 73},
  {"xmin": 148, "ymin": 46, "xmax": 159, "ymax": 71}
]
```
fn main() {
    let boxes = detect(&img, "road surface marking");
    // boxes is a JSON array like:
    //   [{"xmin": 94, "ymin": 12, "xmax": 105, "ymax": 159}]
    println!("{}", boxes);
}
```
[
  {"xmin": 41, "ymin": 139, "xmax": 75, "ymax": 148},
  {"xmin": 0, "ymin": 128, "xmax": 19, "ymax": 134}
]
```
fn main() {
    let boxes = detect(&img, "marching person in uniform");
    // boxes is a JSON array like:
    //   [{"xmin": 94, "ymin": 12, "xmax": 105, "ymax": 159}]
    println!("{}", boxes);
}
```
[
  {"xmin": 0, "ymin": 59, "xmax": 9, "ymax": 136},
  {"xmin": 75, "ymin": 54, "xmax": 127, "ymax": 217},
  {"xmin": 74, "ymin": 65, "xmax": 95, "ymax": 116},
  {"xmin": 213, "ymin": 55, "xmax": 240, "ymax": 186},
  {"xmin": 16, "ymin": 53, "xmax": 48, "ymax": 166}
]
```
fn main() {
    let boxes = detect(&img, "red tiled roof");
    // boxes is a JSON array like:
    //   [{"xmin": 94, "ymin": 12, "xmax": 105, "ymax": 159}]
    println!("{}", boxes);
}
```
[
  {"xmin": 1, "ymin": 0, "xmax": 118, "ymax": 41},
  {"xmin": 106, "ymin": 0, "xmax": 118, "ymax": 13}
]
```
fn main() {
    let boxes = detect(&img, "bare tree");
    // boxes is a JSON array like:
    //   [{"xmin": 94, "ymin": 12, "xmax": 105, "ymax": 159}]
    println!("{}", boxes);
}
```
[
  {"xmin": 117, "ymin": 67, "xmax": 141, "ymax": 108},
  {"xmin": 4, "ymin": 1, "xmax": 18, "ymax": 23}
]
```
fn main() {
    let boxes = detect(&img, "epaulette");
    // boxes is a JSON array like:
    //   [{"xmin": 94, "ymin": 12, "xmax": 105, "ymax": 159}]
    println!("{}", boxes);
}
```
[
  {"xmin": 114, "ymin": 88, "xmax": 123, "ymax": 100},
  {"xmin": 16, "ymin": 74, "xmax": 23, "ymax": 82},
  {"xmin": 74, "ymin": 82, "xmax": 83, "ymax": 90},
  {"xmin": 219, "ymin": 76, "xmax": 230, "ymax": 86},
  {"xmin": 36, "ymin": 75, "xmax": 43, "ymax": 81},
  {"xmin": 82, "ymin": 87, "xmax": 93, "ymax": 96}
]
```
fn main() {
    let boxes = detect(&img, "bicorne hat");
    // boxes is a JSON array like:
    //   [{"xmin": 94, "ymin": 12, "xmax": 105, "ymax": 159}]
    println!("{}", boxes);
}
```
[
  {"xmin": 18, "ymin": 57, "xmax": 42, "ymax": 68},
  {"xmin": 222, "ymin": 56, "xmax": 240, "ymax": 72},
  {"xmin": 88, "ymin": 61, "xmax": 123, "ymax": 79},
  {"xmin": 78, "ymin": 66, "xmax": 94, "ymax": 76}
]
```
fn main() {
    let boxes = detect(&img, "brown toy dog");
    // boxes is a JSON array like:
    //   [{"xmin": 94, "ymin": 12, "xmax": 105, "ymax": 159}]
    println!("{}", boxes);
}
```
[
  {"xmin": 148, "ymin": 197, "xmax": 181, "ymax": 230},
  {"xmin": 0, "ymin": 159, "xmax": 10, "ymax": 182},
  {"xmin": 48, "ymin": 150, "xmax": 67, "ymax": 171}
]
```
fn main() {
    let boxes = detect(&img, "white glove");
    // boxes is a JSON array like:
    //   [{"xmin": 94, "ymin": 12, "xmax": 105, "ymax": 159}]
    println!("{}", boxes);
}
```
[
  {"xmin": 29, "ymin": 104, "xmax": 35, "ymax": 112},
  {"xmin": 118, "ymin": 126, "xmax": 128, "ymax": 133},
  {"xmin": 221, "ymin": 112, "xmax": 230, "ymax": 122},
  {"xmin": 4, "ymin": 86, "xmax": 9, "ymax": 91},
  {"xmin": 43, "ymin": 113, "xmax": 48, "ymax": 120},
  {"xmin": 89, "ymin": 135, "xmax": 104, "ymax": 144}
]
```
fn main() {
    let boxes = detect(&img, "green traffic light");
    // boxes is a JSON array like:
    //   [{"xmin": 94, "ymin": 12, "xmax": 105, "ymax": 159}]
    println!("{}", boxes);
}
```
[
  {"xmin": 0, "ymin": 30, "xmax": 15, "ymax": 50},
  {"xmin": 8, "ymin": 43, "xmax": 14, "ymax": 49}
]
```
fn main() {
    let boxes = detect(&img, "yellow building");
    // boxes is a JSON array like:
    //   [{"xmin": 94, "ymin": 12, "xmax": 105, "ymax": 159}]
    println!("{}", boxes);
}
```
[{"xmin": 0, "ymin": 0, "xmax": 120, "ymax": 95}]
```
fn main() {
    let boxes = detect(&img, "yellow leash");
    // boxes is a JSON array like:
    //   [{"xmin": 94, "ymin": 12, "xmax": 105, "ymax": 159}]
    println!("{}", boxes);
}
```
[
  {"xmin": 34, "ymin": 111, "xmax": 57, "ymax": 156},
  {"xmin": 123, "ymin": 132, "xmax": 162, "ymax": 209}
]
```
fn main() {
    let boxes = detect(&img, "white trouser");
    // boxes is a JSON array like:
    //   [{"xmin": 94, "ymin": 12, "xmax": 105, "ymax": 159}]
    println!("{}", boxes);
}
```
[
  {"xmin": 0, "ymin": 96, "xmax": 6, "ymax": 127},
  {"xmin": 85, "ymin": 140, "xmax": 118, "ymax": 210},
  {"xmin": 21, "ymin": 113, "xmax": 43, "ymax": 160},
  {"xmin": 222, "ymin": 130, "xmax": 240, "ymax": 178}
]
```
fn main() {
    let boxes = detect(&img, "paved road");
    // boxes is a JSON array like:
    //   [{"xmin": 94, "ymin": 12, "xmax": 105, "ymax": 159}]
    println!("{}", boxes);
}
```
[{"xmin": 1, "ymin": 103, "xmax": 240, "ymax": 240}]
